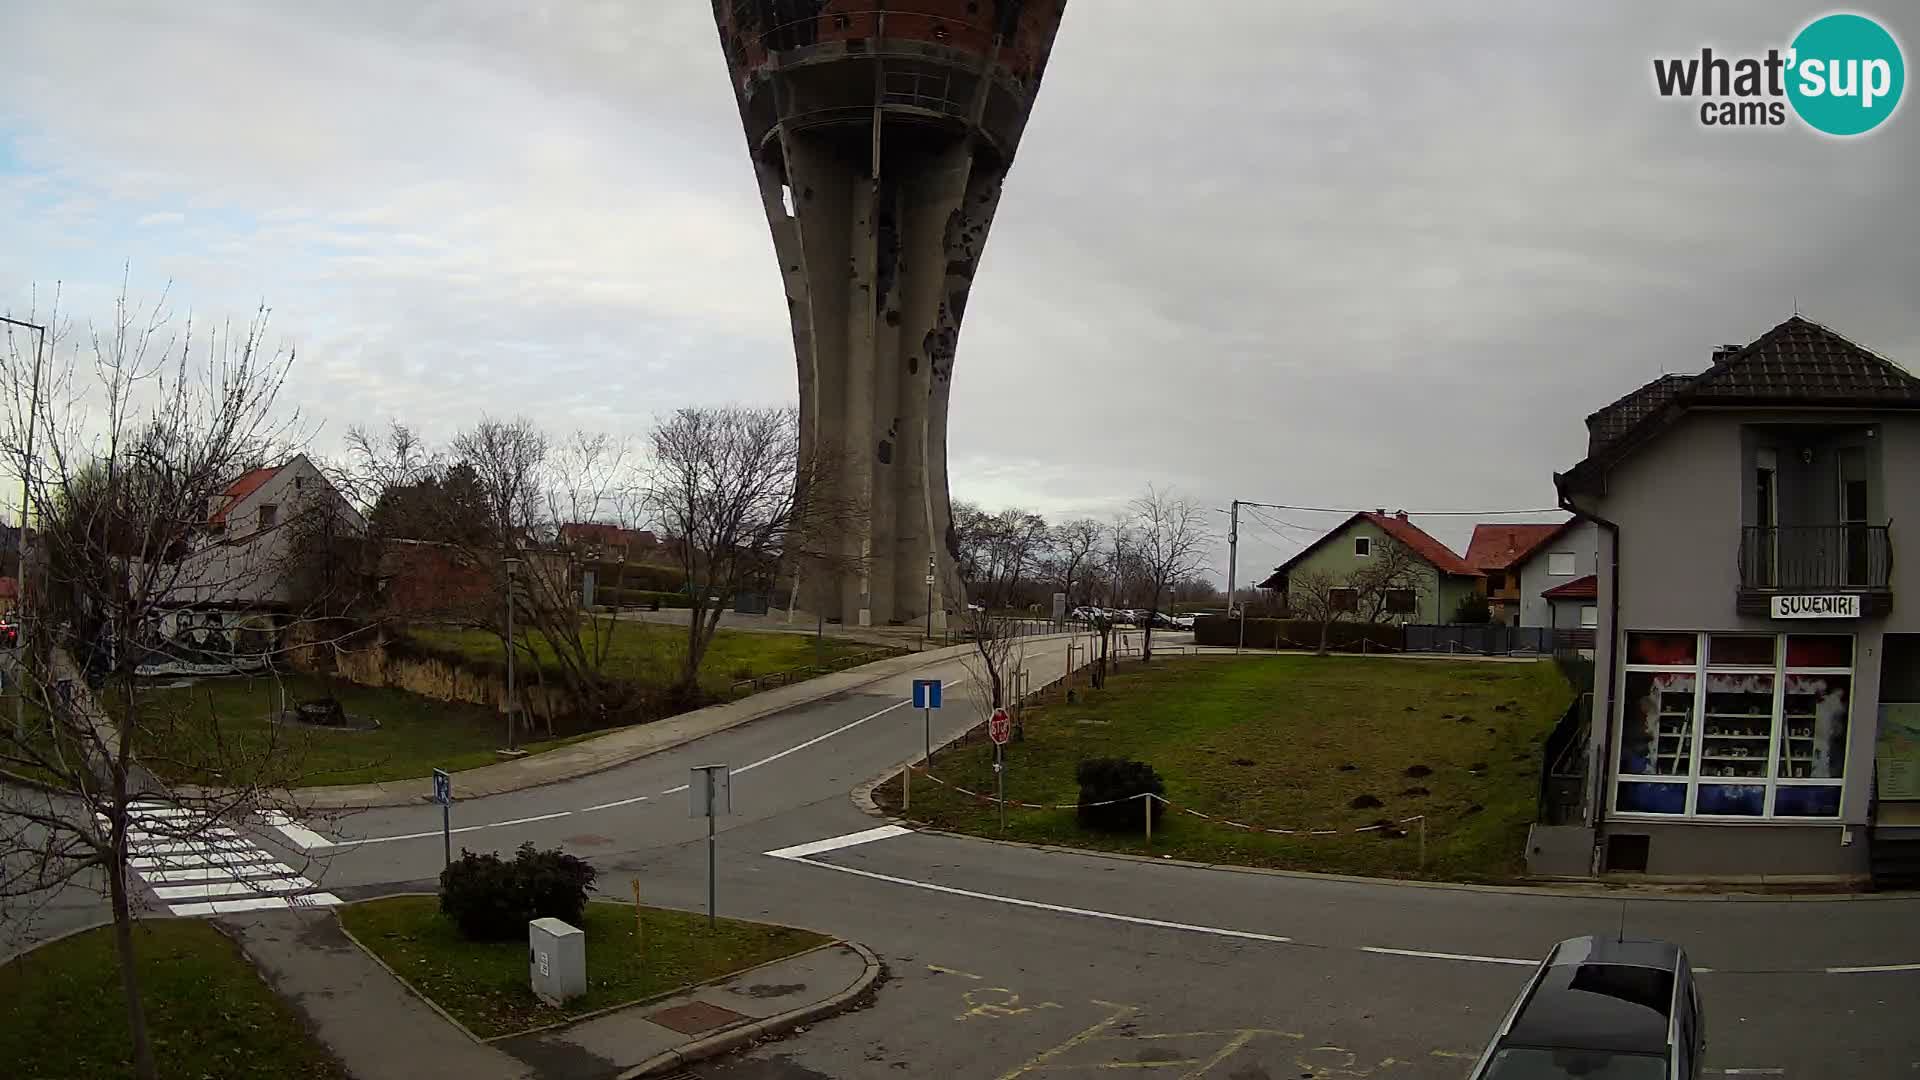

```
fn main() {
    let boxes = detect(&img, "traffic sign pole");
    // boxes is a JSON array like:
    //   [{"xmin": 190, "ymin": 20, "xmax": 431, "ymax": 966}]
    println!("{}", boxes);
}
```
[
  {"xmin": 432, "ymin": 768, "xmax": 453, "ymax": 867},
  {"xmin": 924, "ymin": 706, "xmax": 932, "ymax": 765},
  {"xmin": 996, "ymin": 742, "xmax": 1006, "ymax": 831}
]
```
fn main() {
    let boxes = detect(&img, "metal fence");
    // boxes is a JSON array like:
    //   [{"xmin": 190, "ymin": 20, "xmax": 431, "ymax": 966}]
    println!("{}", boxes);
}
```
[{"xmin": 1403, "ymin": 624, "xmax": 1556, "ymax": 655}]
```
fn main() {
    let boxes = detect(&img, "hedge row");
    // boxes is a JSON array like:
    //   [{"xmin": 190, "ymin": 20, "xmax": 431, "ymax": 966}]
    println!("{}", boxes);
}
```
[
  {"xmin": 1192, "ymin": 617, "xmax": 1403, "ymax": 652},
  {"xmin": 585, "ymin": 561, "xmax": 686, "ymax": 593},
  {"xmin": 596, "ymin": 587, "xmax": 691, "ymax": 609}
]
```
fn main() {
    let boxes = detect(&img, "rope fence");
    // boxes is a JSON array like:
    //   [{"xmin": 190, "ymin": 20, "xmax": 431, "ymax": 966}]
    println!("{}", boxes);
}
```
[{"xmin": 901, "ymin": 765, "xmax": 1430, "ymax": 865}]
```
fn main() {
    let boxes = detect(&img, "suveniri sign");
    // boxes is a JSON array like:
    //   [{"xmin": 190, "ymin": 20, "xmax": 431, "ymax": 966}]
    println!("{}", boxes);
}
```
[{"xmin": 1770, "ymin": 594, "xmax": 1861, "ymax": 619}]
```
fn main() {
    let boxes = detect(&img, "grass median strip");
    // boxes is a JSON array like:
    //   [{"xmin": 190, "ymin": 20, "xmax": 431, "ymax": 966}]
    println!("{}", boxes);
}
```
[
  {"xmin": 339, "ymin": 896, "xmax": 831, "ymax": 1038},
  {"xmin": 0, "ymin": 920, "xmax": 346, "ymax": 1080},
  {"xmin": 879, "ymin": 654, "xmax": 1573, "ymax": 881}
]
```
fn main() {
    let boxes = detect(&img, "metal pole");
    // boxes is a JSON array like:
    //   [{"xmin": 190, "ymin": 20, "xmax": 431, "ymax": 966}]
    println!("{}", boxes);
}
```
[
  {"xmin": 1143, "ymin": 794, "xmax": 1152, "ymax": 846},
  {"xmin": 925, "ymin": 552, "xmax": 934, "ymax": 645},
  {"xmin": 4, "ymin": 318, "xmax": 44, "ymax": 741},
  {"xmin": 923, "ymin": 706, "xmax": 932, "ymax": 765},
  {"xmin": 442, "ymin": 802, "xmax": 451, "ymax": 868},
  {"xmin": 996, "ymin": 742, "xmax": 1006, "ymax": 831},
  {"xmin": 902, "ymin": 758, "xmax": 910, "ymax": 812},
  {"xmin": 706, "ymin": 794, "xmax": 717, "ymax": 927},
  {"xmin": 1418, "ymin": 816, "xmax": 1427, "ymax": 869}
]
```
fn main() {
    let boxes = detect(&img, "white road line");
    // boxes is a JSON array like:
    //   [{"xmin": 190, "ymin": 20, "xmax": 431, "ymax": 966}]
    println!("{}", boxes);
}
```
[
  {"xmin": 326, "ymin": 810, "xmax": 575, "ymax": 849},
  {"xmin": 581, "ymin": 795, "xmax": 650, "ymax": 812},
  {"xmin": 1359, "ymin": 946, "xmax": 1536, "ymax": 967},
  {"xmin": 262, "ymin": 812, "xmax": 334, "ymax": 851},
  {"xmin": 143, "ymin": 863, "xmax": 294, "ymax": 884},
  {"xmin": 661, "ymin": 784, "xmax": 689, "ymax": 795},
  {"xmin": 1824, "ymin": 962, "xmax": 1920, "ymax": 974},
  {"xmin": 130, "ymin": 840, "xmax": 257, "ymax": 857},
  {"xmin": 132, "ymin": 852, "xmax": 280, "ymax": 872},
  {"xmin": 733, "ymin": 678, "xmax": 965, "ymax": 778},
  {"xmin": 769, "ymin": 849, "xmax": 1292, "ymax": 944},
  {"xmin": 1715, "ymin": 1069, "xmax": 1787, "ymax": 1076},
  {"xmin": 167, "ymin": 893, "xmax": 341, "ymax": 918},
  {"xmin": 765, "ymin": 825, "xmax": 912, "ymax": 860},
  {"xmin": 152, "ymin": 877, "xmax": 314, "ymax": 902}
]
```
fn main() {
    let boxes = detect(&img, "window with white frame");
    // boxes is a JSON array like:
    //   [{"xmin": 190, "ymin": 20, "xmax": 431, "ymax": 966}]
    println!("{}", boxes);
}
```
[
  {"xmin": 1613, "ymin": 631, "xmax": 1850, "ymax": 819},
  {"xmin": 1547, "ymin": 552, "xmax": 1576, "ymax": 576},
  {"xmin": 1580, "ymin": 605, "xmax": 1597, "ymax": 628},
  {"xmin": 1354, "ymin": 536, "xmax": 1371, "ymax": 557}
]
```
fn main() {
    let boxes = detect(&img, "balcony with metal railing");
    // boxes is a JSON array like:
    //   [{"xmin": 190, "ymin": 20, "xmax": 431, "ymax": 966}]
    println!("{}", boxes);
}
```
[{"xmin": 1737, "ymin": 524, "xmax": 1893, "ymax": 615}]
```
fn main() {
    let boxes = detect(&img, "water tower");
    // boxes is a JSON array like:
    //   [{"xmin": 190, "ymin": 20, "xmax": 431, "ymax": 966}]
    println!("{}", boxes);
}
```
[{"xmin": 713, "ymin": 2, "xmax": 1068, "ymax": 627}]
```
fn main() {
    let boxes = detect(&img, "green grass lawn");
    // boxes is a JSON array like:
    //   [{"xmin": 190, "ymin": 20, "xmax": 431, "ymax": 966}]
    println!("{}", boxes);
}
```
[
  {"xmin": 408, "ymin": 621, "xmax": 889, "ymax": 699},
  {"xmin": 127, "ymin": 625, "xmax": 895, "ymax": 789},
  {"xmin": 879, "ymin": 655, "xmax": 1574, "ymax": 881},
  {"xmin": 0, "ymin": 919, "xmax": 345, "ymax": 1080},
  {"xmin": 340, "ymin": 896, "xmax": 831, "ymax": 1038},
  {"xmin": 132, "ymin": 673, "xmax": 591, "ymax": 788}
]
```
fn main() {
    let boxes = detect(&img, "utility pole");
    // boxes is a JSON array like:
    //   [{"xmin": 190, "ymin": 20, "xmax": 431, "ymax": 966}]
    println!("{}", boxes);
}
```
[
  {"xmin": 1225, "ymin": 500, "xmax": 1240, "ymax": 655},
  {"xmin": 2, "ymin": 317, "xmax": 46, "ymax": 740},
  {"xmin": 924, "ymin": 551, "xmax": 935, "ymax": 645},
  {"xmin": 503, "ymin": 556, "xmax": 521, "ymax": 753}
]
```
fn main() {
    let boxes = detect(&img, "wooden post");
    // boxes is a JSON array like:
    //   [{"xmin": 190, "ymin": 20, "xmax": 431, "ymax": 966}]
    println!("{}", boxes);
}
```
[
  {"xmin": 1417, "ymin": 816, "xmax": 1427, "ymax": 869},
  {"xmin": 1143, "ymin": 794, "xmax": 1152, "ymax": 847},
  {"xmin": 630, "ymin": 878, "xmax": 644, "ymax": 957}
]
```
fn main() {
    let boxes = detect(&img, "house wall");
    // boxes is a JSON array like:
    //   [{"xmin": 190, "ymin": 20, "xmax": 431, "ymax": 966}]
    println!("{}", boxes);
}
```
[
  {"xmin": 1576, "ymin": 410, "xmax": 1920, "ymax": 873},
  {"xmin": 1437, "ymin": 574, "xmax": 1480, "ymax": 624},
  {"xmin": 1515, "ymin": 519, "xmax": 1601, "ymax": 628},
  {"xmin": 1284, "ymin": 518, "xmax": 1447, "ymax": 624},
  {"xmin": 170, "ymin": 456, "xmax": 366, "ymax": 608}
]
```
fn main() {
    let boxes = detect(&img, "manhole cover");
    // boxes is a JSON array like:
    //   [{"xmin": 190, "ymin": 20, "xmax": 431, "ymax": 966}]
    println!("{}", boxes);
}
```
[{"xmin": 648, "ymin": 1001, "xmax": 750, "ymax": 1034}]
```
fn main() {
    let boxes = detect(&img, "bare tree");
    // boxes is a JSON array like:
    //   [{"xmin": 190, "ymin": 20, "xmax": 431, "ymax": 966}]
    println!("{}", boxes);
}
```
[
  {"xmin": 1347, "ymin": 536, "xmax": 1430, "ymax": 624},
  {"xmin": 1127, "ymin": 486, "xmax": 1212, "ymax": 663},
  {"xmin": 643, "ymin": 406, "xmax": 856, "ymax": 700},
  {"xmin": 1285, "ymin": 568, "xmax": 1353, "ymax": 654},
  {"xmin": 0, "ymin": 283, "xmax": 318, "ymax": 1080},
  {"xmin": 1051, "ymin": 518, "xmax": 1102, "ymax": 608}
]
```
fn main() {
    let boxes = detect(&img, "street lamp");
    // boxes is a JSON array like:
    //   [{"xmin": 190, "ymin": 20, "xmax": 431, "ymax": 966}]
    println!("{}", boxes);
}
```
[
  {"xmin": 2, "ymin": 317, "xmax": 46, "ymax": 741},
  {"xmin": 503, "ymin": 556, "xmax": 522, "ymax": 755}
]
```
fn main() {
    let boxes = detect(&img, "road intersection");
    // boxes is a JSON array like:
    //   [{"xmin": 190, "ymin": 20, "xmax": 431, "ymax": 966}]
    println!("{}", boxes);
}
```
[{"xmin": 10, "ymin": 634, "xmax": 1919, "ymax": 1077}]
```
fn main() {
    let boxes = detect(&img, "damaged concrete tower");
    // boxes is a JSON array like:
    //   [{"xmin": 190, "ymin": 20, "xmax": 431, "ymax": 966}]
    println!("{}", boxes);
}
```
[{"xmin": 713, "ymin": 2, "xmax": 1067, "ymax": 627}]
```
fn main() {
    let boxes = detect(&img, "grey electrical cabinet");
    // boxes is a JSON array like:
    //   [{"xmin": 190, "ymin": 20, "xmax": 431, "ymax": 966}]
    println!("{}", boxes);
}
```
[{"xmin": 528, "ymin": 917, "xmax": 585, "ymax": 1006}]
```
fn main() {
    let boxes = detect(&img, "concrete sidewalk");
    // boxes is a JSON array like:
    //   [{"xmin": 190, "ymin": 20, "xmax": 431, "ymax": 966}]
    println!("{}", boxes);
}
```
[
  {"xmin": 290, "ymin": 632, "xmax": 1084, "ymax": 811},
  {"xmin": 222, "ymin": 908, "xmax": 535, "ymax": 1080},
  {"xmin": 222, "ymin": 906, "xmax": 877, "ymax": 1080},
  {"xmin": 498, "ymin": 941, "xmax": 877, "ymax": 1080}
]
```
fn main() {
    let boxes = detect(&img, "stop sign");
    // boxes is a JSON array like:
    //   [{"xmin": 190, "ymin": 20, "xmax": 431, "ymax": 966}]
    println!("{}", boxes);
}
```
[{"xmin": 988, "ymin": 708, "xmax": 1012, "ymax": 745}]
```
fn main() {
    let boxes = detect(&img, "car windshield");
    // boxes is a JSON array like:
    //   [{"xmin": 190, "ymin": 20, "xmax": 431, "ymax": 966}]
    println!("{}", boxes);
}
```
[{"xmin": 1484, "ymin": 1047, "xmax": 1668, "ymax": 1079}]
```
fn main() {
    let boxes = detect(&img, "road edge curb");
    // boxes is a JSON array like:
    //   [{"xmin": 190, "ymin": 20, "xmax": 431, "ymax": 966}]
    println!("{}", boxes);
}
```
[
  {"xmin": 284, "ymin": 633, "xmax": 1083, "ymax": 811},
  {"xmin": 613, "ymin": 941, "xmax": 885, "ymax": 1080}
]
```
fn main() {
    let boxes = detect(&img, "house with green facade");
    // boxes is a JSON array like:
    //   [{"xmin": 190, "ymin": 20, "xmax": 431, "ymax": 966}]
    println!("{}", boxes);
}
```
[{"xmin": 1257, "ymin": 511, "xmax": 1483, "ymax": 624}]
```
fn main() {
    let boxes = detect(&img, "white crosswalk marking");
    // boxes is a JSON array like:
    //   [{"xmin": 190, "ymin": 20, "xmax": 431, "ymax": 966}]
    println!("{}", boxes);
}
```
[{"xmin": 103, "ymin": 805, "xmax": 339, "ymax": 917}]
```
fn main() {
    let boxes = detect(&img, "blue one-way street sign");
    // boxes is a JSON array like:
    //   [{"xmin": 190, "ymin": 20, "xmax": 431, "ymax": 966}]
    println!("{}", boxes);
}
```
[{"xmin": 912, "ymin": 678, "xmax": 942, "ymax": 709}]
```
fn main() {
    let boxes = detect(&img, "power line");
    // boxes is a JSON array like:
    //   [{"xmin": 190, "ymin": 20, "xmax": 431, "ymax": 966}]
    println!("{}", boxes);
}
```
[{"xmin": 1237, "ymin": 499, "xmax": 1565, "ymax": 518}]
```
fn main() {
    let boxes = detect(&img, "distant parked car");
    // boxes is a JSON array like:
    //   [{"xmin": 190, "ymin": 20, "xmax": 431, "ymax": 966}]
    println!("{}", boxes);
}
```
[
  {"xmin": 1171, "ymin": 613, "xmax": 1197, "ymax": 630},
  {"xmin": 1467, "ymin": 936, "xmax": 1703, "ymax": 1080}
]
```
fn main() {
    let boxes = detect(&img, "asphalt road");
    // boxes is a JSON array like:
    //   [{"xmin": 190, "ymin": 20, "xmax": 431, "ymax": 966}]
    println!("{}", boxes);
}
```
[{"xmin": 9, "ymin": 633, "xmax": 1920, "ymax": 1078}]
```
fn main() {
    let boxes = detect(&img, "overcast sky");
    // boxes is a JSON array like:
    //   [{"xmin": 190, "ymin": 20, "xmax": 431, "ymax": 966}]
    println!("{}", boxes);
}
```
[{"xmin": 3, "ymin": 1, "xmax": 1916, "ymax": 581}]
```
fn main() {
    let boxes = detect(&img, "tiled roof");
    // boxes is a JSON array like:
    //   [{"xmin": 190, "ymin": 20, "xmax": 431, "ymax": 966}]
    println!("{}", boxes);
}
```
[
  {"xmin": 1541, "ymin": 574, "xmax": 1598, "ymax": 601},
  {"xmin": 1562, "ymin": 316, "xmax": 1920, "ymax": 494},
  {"xmin": 1258, "ymin": 511, "xmax": 1480, "ymax": 588},
  {"xmin": 1464, "ymin": 523, "xmax": 1567, "ymax": 572},
  {"xmin": 1586, "ymin": 373, "xmax": 1692, "ymax": 455},
  {"xmin": 1362, "ymin": 512, "xmax": 1479, "ymax": 576},
  {"xmin": 210, "ymin": 465, "xmax": 281, "ymax": 524}
]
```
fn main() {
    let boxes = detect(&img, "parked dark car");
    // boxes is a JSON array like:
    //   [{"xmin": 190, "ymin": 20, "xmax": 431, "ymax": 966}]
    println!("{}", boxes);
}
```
[{"xmin": 1468, "ymin": 936, "xmax": 1703, "ymax": 1079}]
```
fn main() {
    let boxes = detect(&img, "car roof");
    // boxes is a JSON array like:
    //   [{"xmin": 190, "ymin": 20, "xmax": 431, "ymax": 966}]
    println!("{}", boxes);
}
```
[{"xmin": 1503, "ymin": 937, "xmax": 1680, "ymax": 1056}]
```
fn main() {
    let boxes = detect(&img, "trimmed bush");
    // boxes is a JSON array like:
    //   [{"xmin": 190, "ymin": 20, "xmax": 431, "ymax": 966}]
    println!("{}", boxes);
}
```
[
  {"xmin": 1075, "ymin": 757, "xmax": 1165, "ymax": 832},
  {"xmin": 438, "ymin": 842, "xmax": 597, "ymax": 941}
]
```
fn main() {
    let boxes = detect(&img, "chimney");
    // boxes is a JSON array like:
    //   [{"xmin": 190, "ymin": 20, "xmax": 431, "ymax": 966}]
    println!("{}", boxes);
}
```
[
  {"xmin": 1374, "ymin": 508, "xmax": 1387, "ymax": 515},
  {"xmin": 1395, "ymin": 511, "xmax": 1409, "ymax": 522}
]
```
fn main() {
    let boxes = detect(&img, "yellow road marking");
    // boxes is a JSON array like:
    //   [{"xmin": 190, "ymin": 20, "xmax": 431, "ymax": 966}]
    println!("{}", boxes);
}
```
[
  {"xmin": 958, "ymin": 986, "xmax": 1063, "ymax": 1022},
  {"xmin": 996, "ymin": 1001, "xmax": 1143, "ymax": 1080},
  {"xmin": 927, "ymin": 963, "xmax": 984, "ymax": 980}
]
